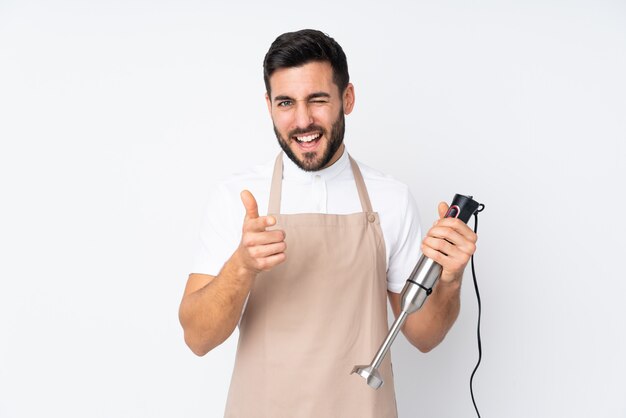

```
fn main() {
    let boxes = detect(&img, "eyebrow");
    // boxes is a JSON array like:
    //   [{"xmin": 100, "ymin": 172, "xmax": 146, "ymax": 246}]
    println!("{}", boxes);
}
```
[{"xmin": 273, "ymin": 92, "xmax": 331, "ymax": 102}]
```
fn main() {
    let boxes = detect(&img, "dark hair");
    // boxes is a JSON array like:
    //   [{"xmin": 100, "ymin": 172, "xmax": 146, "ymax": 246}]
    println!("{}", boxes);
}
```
[{"xmin": 263, "ymin": 29, "xmax": 349, "ymax": 95}]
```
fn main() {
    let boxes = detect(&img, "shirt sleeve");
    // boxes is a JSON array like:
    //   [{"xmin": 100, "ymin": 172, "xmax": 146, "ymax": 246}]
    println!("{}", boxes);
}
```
[
  {"xmin": 190, "ymin": 183, "xmax": 241, "ymax": 276},
  {"xmin": 386, "ymin": 188, "xmax": 423, "ymax": 293}
]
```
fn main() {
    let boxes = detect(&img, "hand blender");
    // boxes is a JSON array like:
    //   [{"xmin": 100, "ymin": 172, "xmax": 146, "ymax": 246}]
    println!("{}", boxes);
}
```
[{"xmin": 352, "ymin": 194, "xmax": 482, "ymax": 389}]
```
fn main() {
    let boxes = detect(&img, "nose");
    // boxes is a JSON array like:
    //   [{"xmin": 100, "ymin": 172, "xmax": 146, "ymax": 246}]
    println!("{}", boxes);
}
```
[{"xmin": 294, "ymin": 101, "xmax": 313, "ymax": 129}]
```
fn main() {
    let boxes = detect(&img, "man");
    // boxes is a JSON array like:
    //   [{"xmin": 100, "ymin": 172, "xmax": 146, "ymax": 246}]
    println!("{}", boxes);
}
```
[{"xmin": 179, "ymin": 29, "xmax": 478, "ymax": 417}]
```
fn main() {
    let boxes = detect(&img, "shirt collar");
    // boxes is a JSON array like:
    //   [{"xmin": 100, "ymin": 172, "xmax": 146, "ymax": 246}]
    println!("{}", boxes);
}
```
[{"xmin": 282, "ymin": 147, "xmax": 350, "ymax": 183}]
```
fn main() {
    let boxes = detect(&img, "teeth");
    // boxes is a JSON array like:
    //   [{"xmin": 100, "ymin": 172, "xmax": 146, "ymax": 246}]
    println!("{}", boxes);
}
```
[{"xmin": 296, "ymin": 133, "xmax": 320, "ymax": 142}]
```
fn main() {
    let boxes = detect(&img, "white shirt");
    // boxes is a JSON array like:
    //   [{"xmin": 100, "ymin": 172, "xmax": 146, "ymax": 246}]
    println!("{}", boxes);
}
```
[{"xmin": 191, "ymin": 149, "xmax": 423, "ymax": 293}]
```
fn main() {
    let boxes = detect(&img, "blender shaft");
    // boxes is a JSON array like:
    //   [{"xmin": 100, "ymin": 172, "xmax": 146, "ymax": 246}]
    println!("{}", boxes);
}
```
[{"xmin": 371, "ymin": 311, "xmax": 408, "ymax": 369}]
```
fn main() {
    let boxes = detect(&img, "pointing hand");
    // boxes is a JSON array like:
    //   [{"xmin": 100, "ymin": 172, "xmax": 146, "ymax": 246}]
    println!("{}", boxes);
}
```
[{"xmin": 237, "ymin": 190, "xmax": 287, "ymax": 274}]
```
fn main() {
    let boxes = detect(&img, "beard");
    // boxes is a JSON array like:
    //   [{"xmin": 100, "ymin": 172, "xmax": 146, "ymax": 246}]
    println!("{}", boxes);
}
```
[{"xmin": 273, "ymin": 110, "xmax": 345, "ymax": 172}]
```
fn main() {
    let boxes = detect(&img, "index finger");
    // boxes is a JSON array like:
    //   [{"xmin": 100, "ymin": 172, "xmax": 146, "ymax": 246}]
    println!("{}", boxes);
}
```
[
  {"xmin": 243, "ymin": 215, "xmax": 277, "ymax": 233},
  {"xmin": 433, "ymin": 217, "xmax": 477, "ymax": 243}
]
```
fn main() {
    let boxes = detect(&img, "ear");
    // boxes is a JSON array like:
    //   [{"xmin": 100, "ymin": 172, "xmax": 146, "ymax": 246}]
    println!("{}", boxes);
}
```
[
  {"xmin": 342, "ymin": 83, "xmax": 355, "ymax": 115},
  {"xmin": 265, "ymin": 92, "xmax": 272, "ymax": 115}
]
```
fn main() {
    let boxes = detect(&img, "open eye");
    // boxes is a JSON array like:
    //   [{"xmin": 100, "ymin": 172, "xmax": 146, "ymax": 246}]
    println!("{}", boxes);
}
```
[{"xmin": 277, "ymin": 100, "xmax": 293, "ymax": 107}]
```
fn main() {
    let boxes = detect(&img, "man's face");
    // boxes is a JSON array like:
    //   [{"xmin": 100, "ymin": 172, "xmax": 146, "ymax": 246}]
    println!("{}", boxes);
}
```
[{"xmin": 266, "ymin": 61, "xmax": 354, "ymax": 171}]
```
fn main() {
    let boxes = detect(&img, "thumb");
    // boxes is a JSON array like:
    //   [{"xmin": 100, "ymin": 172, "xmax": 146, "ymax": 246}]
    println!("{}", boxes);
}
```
[
  {"xmin": 240, "ymin": 190, "xmax": 259, "ymax": 220},
  {"xmin": 437, "ymin": 201, "xmax": 449, "ymax": 219}
]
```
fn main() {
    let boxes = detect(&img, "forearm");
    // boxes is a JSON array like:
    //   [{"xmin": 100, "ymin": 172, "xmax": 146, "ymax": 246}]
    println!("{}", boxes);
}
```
[
  {"xmin": 179, "ymin": 252, "xmax": 256, "ymax": 356},
  {"xmin": 399, "ymin": 278, "xmax": 461, "ymax": 353},
  {"xmin": 180, "ymin": 191, "xmax": 287, "ymax": 355},
  {"xmin": 400, "ymin": 201, "xmax": 477, "ymax": 352}
]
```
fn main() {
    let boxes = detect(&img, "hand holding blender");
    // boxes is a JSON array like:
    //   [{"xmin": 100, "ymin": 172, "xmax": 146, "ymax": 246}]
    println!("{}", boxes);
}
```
[{"xmin": 352, "ymin": 194, "xmax": 482, "ymax": 389}]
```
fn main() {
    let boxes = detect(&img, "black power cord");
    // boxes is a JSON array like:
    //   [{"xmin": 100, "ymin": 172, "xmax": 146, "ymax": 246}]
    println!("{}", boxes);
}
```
[{"xmin": 469, "ymin": 204, "xmax": 485, "ymax": 417}]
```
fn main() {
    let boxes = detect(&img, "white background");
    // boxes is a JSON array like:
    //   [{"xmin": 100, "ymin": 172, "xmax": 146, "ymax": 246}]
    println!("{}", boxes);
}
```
[{"xmin": 1, "ymin": 0, "xmax": 625, "ymax": 417}]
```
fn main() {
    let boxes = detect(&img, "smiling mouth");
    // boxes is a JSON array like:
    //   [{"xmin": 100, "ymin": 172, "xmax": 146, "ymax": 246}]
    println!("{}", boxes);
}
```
[{"xmin": 293, "ymin": 132, "xmax": 321, "ymax": 143}]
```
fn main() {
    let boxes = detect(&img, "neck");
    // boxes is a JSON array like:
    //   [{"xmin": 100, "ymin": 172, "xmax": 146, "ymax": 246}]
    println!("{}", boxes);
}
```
[{"xmin": 321, "ymin": 143, "xmax": 345, "ymax": 170}]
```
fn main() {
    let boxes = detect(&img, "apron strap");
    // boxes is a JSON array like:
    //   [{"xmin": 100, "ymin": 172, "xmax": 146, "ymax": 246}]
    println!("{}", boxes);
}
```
[
  {"xmin": 268, "ymin": 153, "xmax": 283, "ymax": 215},
  {"xmin": 349, "ymin": 155, "xmax": 373, "ymax": 214},
  {"xmin": 268, "ymin": 152, "xmax": 373, "ymax": 214}
]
